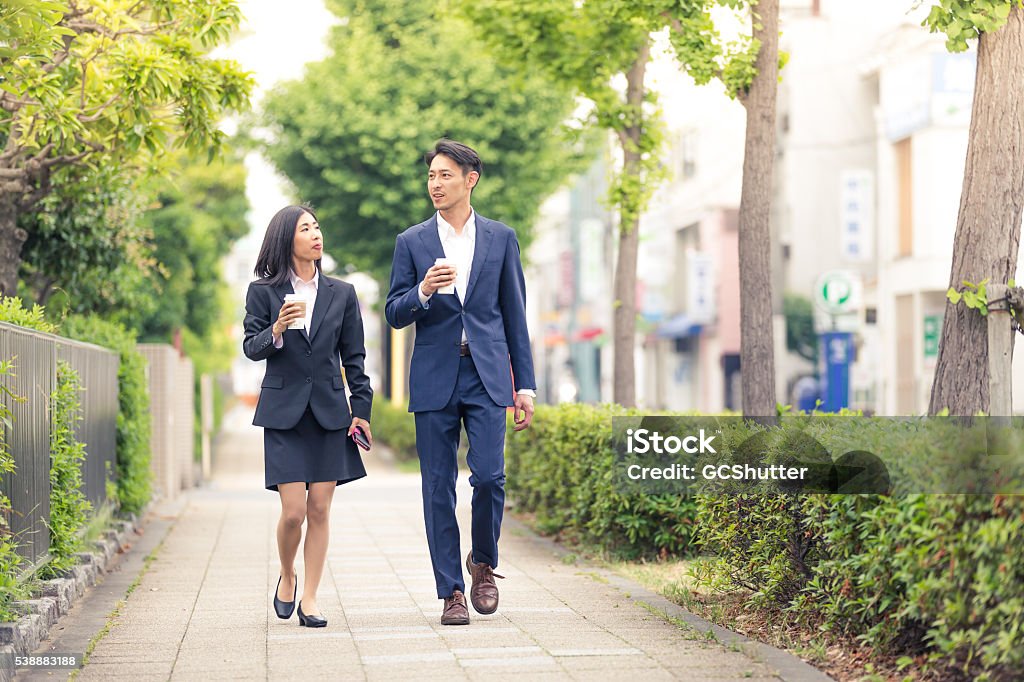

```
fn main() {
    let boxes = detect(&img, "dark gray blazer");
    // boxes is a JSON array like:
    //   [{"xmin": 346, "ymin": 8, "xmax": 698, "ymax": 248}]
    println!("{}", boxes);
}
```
[{"xmin": 242, "ymin": 274, "xmax": 372, "ymax": 431}]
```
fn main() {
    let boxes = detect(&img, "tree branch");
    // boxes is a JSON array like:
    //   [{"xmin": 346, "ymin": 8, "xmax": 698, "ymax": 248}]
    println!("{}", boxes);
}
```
[
  {"xmin": 39, "ymin": 150, "xmax": 92, "ymax": 169},
  {"xmin": 41, "ymin": 33, "xmax": 75, "ymax": 74},
  {"xmin": 65, "ymin": 19, "xmax": 179, "ymax": 40},
  {"xmin": 76, "ymin": 94, "xmax": 121, "ymax": 123},
  {"xmin": 29, "ymin": 143, "xmax": 56, "ymax": 169},
  {"xmin": 0, "ymin": 179, "xmax": 28, "ymax": 194},
  {"xmin": 0, "ymin": 92, "xmax": 41, "ymax": 112},
  {"xmin": 17, "ymin": 178, "xmax": 53, "ymax": 212}
]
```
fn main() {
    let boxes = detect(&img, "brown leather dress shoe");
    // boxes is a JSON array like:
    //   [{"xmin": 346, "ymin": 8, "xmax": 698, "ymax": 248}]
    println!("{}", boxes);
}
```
[
  {"xmin": 466, "ymin": 551, "xmax": 505, "ymax": 615},
  {"xmin": 441, "ymin": 589, "xmax": 470, "ymax": 626}
]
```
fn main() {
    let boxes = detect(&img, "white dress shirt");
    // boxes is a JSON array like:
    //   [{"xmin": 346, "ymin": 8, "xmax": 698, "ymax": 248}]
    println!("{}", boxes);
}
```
[
  {"xmin": 418, "ymin": 210, "xmax": 535, "ymax": 398},
  {"xmin": 272, "ymin": 268, "xmax": 319, "ymax": 348}
]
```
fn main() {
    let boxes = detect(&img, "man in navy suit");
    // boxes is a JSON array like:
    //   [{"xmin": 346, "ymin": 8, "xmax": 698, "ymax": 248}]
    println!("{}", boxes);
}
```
[{"xmin": 386, "ymin": 139, "xmax": 536, "ymax": 626}]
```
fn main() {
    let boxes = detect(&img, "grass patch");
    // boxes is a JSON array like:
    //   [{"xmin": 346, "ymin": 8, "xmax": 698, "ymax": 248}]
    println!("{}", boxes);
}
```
[{"xmin": 606, "ymin": 557, "xmax": 924, "ymax": 681}]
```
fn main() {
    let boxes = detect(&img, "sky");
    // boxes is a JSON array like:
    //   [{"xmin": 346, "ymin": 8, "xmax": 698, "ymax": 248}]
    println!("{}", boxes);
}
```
[{"xmin": 216, "ymin": 0, "xmax": 339, "ymax": 249}]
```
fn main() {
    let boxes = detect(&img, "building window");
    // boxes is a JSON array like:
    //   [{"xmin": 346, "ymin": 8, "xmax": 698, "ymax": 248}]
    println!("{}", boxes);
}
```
[{"xmin": 680, "ymin": 131, "xmax": 697, "ymax": 180}]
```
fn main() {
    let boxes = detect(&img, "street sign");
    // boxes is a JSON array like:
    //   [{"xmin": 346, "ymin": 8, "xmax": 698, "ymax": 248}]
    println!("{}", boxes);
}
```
[
  {"xmin": 819, "ymin": 331, "xmax": 853, "ymax": 412},
  {"xmin": 924, "ymin": 314, "xmax": 941, "ymax": 359},
  {"xmin": 814, "ymin": 270, "xmax": 862, "ymax": 315},
  {"xmin": 840, "ymin": 171, "xmax": 874, "ymax": 262}
]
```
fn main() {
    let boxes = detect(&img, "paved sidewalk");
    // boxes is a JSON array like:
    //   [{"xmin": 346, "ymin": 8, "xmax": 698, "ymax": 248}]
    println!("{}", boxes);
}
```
[{"xmin": 71, "ymin": 406, "xmax": 811, "ymax": 681}]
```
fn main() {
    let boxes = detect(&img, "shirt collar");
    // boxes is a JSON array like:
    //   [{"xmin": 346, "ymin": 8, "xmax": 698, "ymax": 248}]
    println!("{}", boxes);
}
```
[
  {"xmin": 436, "ymin": 209, "xmax": 476, "ymax": 244},
  {"xmin": 289, "ymin": 268, "xmax": 319, "ymax": 290}
]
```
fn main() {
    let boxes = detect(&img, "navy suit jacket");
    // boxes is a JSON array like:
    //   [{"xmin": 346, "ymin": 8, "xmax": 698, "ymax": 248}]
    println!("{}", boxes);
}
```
[
  {"xmin": 385, "ymin": 213, "xmax": 536, "ymax": 412},
  {"xmin": 243, "ymin": 274, "xmax": 372, "ymax": 430}
]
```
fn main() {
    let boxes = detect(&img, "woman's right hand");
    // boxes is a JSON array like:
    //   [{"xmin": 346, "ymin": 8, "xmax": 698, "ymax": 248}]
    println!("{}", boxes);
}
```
[{"xmin": 272, "ymin": 301, "xmax": 304, "ymax": 335}]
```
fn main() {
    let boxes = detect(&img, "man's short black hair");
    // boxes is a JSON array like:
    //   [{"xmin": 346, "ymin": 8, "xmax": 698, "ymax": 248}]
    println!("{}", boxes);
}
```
[{"xmin": 424, "ymin": 139, "xmax": 483, "ymax": 179}]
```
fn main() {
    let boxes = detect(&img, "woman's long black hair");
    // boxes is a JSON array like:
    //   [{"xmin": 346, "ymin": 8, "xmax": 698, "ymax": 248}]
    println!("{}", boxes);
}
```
[{"xmin": 253, "ymin": 205, "xmax": 321, "ymax": 286}]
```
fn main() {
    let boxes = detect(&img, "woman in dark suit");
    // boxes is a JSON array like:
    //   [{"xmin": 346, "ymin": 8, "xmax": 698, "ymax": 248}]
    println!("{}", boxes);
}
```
[{"xmin": 243, "ymin": 205, "xmax": 373, "ymax": 628}]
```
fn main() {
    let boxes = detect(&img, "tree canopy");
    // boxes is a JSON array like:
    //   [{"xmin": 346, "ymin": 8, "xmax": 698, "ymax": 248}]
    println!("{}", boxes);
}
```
[
  {"xmin": 0, "ymin": 0, "xmax": 253, "ymax": 295},
  {"xmin": 260, "ymin": 0, "xmax": 582, "ymax": 283},
  {"xmin": 461, "ymin": 0, "xmax": 777, "ymax": 408}
]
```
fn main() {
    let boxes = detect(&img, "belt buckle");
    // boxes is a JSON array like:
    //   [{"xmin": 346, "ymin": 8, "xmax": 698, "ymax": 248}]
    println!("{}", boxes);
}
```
[{"xmin": 459, "ymin": 343, "xmax": 470, "ymax": 357}]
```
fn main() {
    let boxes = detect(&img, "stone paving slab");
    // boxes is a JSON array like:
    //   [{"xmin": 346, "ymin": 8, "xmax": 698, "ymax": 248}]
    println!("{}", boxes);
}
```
[{"xmin": 53, "ymin": 406, "xmax": 831, "ymax": 681}]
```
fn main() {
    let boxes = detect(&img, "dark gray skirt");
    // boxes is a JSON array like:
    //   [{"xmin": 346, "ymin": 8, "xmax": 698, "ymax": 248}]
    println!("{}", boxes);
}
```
[{"xmin": 263, "ymin": 405, "xmax": 366, "ymax": 491}]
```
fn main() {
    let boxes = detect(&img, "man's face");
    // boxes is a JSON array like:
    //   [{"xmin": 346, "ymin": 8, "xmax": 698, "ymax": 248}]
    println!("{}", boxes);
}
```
[{"xmin": 428, "ymin": 154, "xmax": 477, "ymax": 212}]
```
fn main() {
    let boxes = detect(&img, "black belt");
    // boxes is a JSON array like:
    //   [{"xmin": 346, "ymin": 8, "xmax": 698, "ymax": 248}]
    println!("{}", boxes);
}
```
[{"xmin": 459, "ymin": 342, "xmax": 471, "ymax": 357}]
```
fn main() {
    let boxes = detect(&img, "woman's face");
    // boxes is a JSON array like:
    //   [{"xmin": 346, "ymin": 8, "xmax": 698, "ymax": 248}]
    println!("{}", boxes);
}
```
[{"xmin": 292, "ymin": 212, "xmax": 323, "ymax": 263}]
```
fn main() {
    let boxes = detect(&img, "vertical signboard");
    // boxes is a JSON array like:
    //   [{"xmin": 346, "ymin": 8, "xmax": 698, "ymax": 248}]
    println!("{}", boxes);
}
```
[
  {"xmin": 840, "ymin": 171, "xmax": 874, "ymax": 262},
  {"xmin": 819, "ymin": 331, "xmax": 853, "ymax": 412}
]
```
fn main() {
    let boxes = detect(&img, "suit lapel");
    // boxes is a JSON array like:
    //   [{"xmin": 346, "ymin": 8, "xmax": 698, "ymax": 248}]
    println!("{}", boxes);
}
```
[
  {"xmin": 308, "ymin": 274, "xmax": 334, "ymax": 343},
  {"xmin": 417, "ymin": 215, "xmax": 445, "ymax": 263},
  {"xmin": 463, "ymin": 216, "xmax": 493, "ymax": 306},
  {"xmin": 273, "ymin": 280, "xmax": 294, "ymax": 304}
]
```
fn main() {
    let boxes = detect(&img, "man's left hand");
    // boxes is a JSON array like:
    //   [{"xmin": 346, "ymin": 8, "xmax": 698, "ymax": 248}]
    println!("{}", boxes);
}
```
[{"xmin": 513, "ymin": 394, "xmax": 534, "ymax": 432}]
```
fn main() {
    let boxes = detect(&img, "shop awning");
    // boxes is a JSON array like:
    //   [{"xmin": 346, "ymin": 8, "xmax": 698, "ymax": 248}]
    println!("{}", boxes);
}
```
[{"xmin": 656, "ymin": 313, "xmax": 703, "ymax": 339}]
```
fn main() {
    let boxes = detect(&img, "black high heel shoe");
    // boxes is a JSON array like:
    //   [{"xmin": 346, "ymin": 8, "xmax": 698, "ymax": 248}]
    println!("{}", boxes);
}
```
[
  {"xmin": 297, "ymin": 601, "xmax": 327, "ymax": 628},
  {"xmin": 273, "ymin": 575, "xmax": 296, "ymax": 619}
]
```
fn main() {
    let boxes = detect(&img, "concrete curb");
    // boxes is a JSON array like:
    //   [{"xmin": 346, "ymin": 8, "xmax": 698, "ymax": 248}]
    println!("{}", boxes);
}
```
[
  {"xmin": 0, "ymin": 513, "xmax": 141, "ymax": 682},
  {"xmin": 505, "ymin": 515, "xmax": 835, "ymax": 682}
]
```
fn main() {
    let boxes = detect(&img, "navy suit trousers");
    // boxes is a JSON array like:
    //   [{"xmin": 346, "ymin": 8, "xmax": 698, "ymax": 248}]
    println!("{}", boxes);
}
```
[{"xmin": 415, "ymin": 355, "xmax": 506, "ymax": 599}]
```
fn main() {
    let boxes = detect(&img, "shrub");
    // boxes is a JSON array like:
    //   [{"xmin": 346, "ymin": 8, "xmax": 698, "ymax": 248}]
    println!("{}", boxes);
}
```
[
  {"xmin": 0, "ymin": 359, "xmax": 28, "ymax": 619},
  {"xmin": 511, "ymin": 401, "xmax": 1022, "ymax": 678},
  {"xmin": 691, "ymin": 493, "xmax": 817, "ymax": 608},
  {"xmin": 504, "ymin": 403, "xmax": 697, "ymax": 559},
  {"xmin": 61, "ymin": 315, "xmax": 152, "ymax": 514},
  {"xmin": 38, "ymin": 362, "xmax": 91, "ymax": 579},
  {"xmin": 788, "ymin": 494, "xmax": 1024, "ymax": 679},
  {"xmin": 0, "ymin": 297, "xmax": 56, "ymax": 334},
  {"xmin": 372, "ymin": 398, "xmax": 417, "ymax": 462}
]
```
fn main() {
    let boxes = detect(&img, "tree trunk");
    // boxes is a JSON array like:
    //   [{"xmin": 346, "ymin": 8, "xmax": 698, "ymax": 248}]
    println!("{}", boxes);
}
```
[
  {"xmin": 0, "ymin": 197, "xmax": 27, "ymax": 297},
  {"xmin": 929, "ymin": 8, "xmax": 1024, "ymax": 416},
  {"xmin": 737, "ymin": 0, "xmax": 780, "ymax": 418},
  {"xmin": 612, "ymin": 199, "xmax": 640, "ymax": 408},
  {"xmin": 612, "ymin": 42, "xmax": 650, "ymax": 408}
]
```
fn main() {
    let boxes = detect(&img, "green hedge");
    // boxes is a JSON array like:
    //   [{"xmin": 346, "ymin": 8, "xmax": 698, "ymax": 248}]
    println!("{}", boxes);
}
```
[
  {"xmin": 504, "ymin": 403, "xmax": 698, "ymax": 559},
  {"xmin": 0, "ymin": 359, "xmax": 28, "ymax": 619},
  {"xmin": 509, "ymin": 402, "xmax": 1023, "ymax": 679},
  {"xmin": 372, "ymin": 397, "xmax": 418, "ymax": 462},
  {"xmin": 39, "ymin": 362, "xmax": 91, "ymax": 579},
  {"xmin": 695, "ymin": 492, "xmax": 1024, "ymax": 678},
  {"xmin": 61, "ymin": 315, "xmax": 152, "ymax": 514}
]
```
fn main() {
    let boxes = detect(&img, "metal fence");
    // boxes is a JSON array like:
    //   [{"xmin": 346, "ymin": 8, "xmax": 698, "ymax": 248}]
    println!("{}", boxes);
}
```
[{"xmin": 0, "ymin": 323, "xmax": 119, "ymax": 570}]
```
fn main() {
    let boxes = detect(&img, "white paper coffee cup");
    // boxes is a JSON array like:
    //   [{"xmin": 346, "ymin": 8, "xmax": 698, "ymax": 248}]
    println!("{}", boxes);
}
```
[
  {"xmin": 434, "ymin": 257, "xmax": 456, "ymax": 295},
  {"xmin": 283, "ymin": 293, "xmax": 307, "ymax": 329}
]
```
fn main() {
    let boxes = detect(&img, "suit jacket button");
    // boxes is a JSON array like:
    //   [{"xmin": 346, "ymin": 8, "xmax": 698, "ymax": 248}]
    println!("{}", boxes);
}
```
[{"xmin": 305, "ymin": 350, "xmax": 312, "ymax": 357}]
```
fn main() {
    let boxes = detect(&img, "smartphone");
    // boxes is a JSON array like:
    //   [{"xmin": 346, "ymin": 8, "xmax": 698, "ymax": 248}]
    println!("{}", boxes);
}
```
[{"xmin": 351, "ymin": 426, "xmax": 370, "ymax": 451}]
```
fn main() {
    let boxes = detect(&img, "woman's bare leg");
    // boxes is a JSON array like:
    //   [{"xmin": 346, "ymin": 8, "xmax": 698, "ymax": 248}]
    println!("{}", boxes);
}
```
[
  {"xmin": 299, "ymin": 481, "xmax": 336, "ymax": 615},
  {"xmin": 276, "ymin": 482, "xmax": 307, "ymax": 601}
]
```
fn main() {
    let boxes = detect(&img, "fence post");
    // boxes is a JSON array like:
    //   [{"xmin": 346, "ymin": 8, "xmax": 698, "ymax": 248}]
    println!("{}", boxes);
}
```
[{"xmin": 987, "ymin": 283, "xmax": 1012, "ymax": 421}]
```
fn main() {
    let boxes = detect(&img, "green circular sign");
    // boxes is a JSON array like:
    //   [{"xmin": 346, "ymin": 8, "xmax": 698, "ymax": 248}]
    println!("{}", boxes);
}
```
[{"xmin": 815, "ymin": 271, "xmax": 858, "ymax": 314}]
